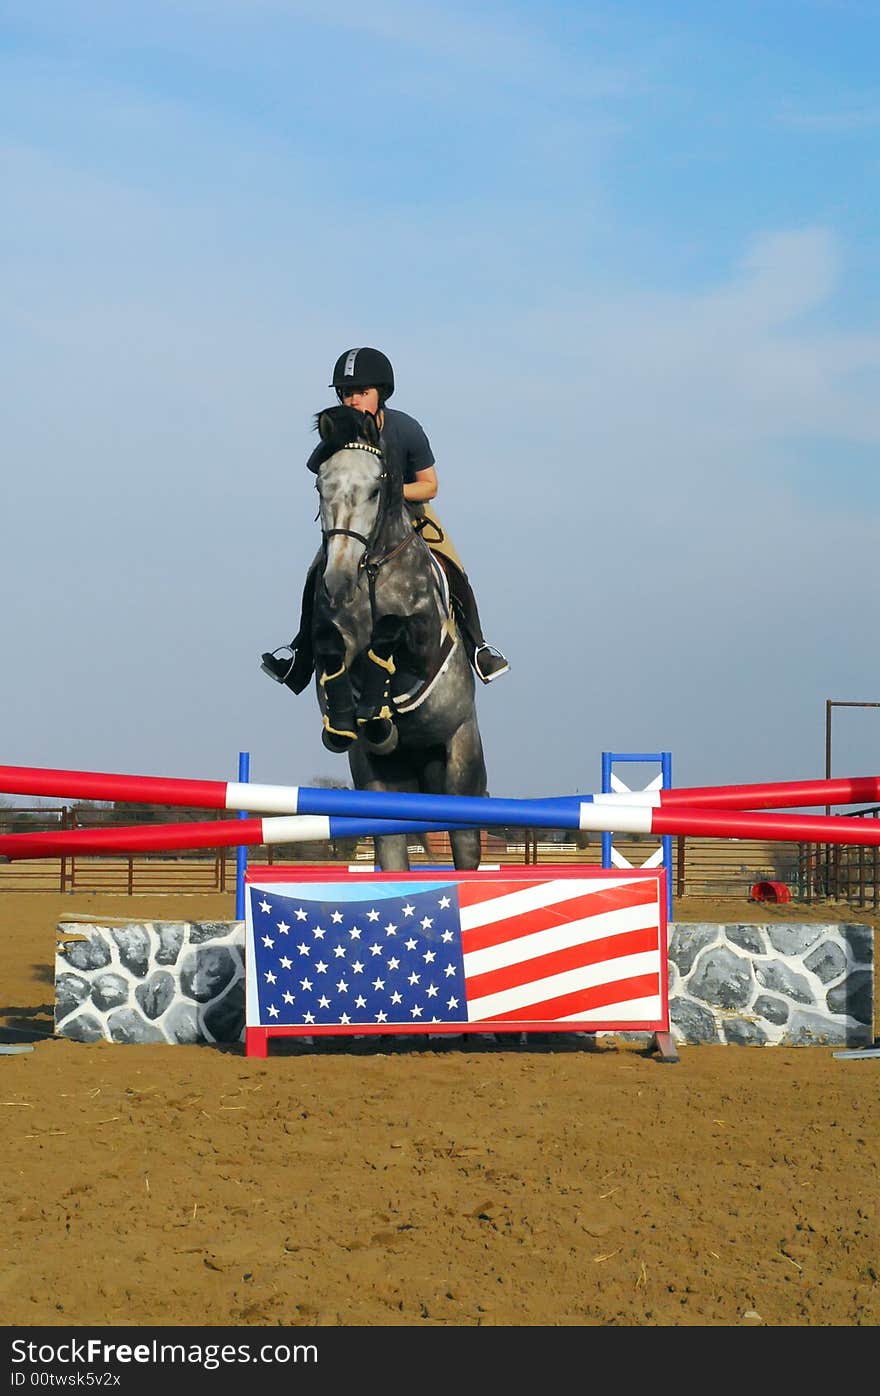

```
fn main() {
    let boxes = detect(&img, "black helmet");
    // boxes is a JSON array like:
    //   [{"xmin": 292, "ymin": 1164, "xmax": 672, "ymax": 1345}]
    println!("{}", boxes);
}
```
[{"xmin": 330, "ymin": 347, "xmax": 395, "ymax": 403}]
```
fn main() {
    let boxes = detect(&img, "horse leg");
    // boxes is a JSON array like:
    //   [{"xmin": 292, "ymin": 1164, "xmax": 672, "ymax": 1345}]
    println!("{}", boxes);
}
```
[
  {"xmin": 348, "ymin": 745, "xmax": 418, "ymax": 872},
  {"xmin": 355, "ymin": 614, "xmax": 405, "ymax": 756},
  {"xmin": 444, "ymin": 717, "xmax": 488, "ymax": 871},
  {"xmin": 314, "ymin": 620, "xmax": 357, "ymax": 753}
]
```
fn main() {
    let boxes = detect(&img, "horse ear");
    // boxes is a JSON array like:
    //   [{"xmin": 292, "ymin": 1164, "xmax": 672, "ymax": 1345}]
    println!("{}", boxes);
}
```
[
  {"xmin": 363, "ymin": 411, "xmax": 381, "ymax": 448},
  {"xmin": 317, "ymin": 410, "xmax": 335, "ymax": 441}
]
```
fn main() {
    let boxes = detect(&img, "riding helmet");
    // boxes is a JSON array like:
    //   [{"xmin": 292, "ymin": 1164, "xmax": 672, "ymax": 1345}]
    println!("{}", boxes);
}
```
[{"xmin": 330, "ymin": 347, "xmax": 395, "ymax": 403}]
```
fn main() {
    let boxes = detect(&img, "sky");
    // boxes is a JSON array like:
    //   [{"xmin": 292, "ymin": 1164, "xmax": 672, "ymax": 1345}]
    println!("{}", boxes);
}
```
[{"xmin": 3, "ymin": 0, "xmax": 880, "ymax": 807}]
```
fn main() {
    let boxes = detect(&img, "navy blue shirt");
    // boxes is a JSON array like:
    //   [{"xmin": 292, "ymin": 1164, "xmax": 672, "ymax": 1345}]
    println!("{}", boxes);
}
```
[{"xmin": 307, "ymin": 407, "xmax": 435, "ymax": 484}]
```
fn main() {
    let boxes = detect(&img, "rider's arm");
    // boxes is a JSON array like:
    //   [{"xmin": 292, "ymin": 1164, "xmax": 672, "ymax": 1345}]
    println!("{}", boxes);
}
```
[{"xmin": 403, "ymin": 465, "xmax": 438, "ymax": 503}]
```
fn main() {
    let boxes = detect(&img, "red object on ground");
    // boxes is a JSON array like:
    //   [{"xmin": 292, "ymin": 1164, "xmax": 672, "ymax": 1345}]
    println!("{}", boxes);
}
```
[{"xmin": 750, "ymin": 880, "xmax": 792, "ymax": 903}]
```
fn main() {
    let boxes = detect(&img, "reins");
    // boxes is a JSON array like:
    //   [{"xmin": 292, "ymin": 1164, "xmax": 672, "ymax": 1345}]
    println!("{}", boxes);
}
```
[{"xmin": 318, "ymin": 438, "xmax": 418, "ymax": 615}]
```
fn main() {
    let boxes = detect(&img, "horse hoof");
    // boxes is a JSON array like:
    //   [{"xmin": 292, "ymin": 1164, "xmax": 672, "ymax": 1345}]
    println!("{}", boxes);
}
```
[
  {"xmin": 322, "ymin": 729, "xmax": 355, "ymax": 754},
  {"xmin": 363, "ymin": 717, "xmax": 398, "ymax": 755}
]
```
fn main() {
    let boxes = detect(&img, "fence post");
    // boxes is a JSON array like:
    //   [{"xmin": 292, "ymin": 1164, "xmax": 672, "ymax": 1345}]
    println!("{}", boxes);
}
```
[
  {"xmin": 235, "ymin": 752, "xmax": 250, "ymax": 920},
  {"xmin": 600, "ymin": 751, "xmax": 674, "ymax": 921}
]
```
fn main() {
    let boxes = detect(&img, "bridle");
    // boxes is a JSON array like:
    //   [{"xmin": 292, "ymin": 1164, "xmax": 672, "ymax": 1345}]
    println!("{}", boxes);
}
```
[{"xmin": 318, "ymin": 440, "xmax": 418, "ymax": 608}]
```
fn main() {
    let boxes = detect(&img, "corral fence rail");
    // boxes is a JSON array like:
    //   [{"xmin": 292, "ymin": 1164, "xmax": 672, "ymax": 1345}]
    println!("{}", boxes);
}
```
[{"xmin": 1, "ymin": 805, "xmax": 879, "ymax": 906}]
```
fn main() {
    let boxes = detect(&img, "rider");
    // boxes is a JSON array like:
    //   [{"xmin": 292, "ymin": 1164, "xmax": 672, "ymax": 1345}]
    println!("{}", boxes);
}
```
[{"xmin": 262, "ymin": 346, "xmax": 510, "ymax": 692}]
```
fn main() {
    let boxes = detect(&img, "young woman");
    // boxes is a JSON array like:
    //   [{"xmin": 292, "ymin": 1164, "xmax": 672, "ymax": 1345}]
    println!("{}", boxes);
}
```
[{"xmin": 262, "ymin": 346, "xmax": 509, "ymax": 691}]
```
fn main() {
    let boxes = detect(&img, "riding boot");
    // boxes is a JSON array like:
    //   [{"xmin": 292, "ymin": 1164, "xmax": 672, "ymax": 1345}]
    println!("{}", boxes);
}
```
[
  {"xmin": 260, "ymin": 562, "xmax": 319, "ymax": 694},
  {"xmin": 442, "ymin": 560, "xmax": 510, "ymax": 684}
]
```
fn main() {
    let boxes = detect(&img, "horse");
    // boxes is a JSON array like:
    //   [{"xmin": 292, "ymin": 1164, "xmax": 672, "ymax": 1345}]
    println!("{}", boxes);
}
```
[{"xmin": 307, "ymin": 404, "xmax": 488, "ymax": 871}]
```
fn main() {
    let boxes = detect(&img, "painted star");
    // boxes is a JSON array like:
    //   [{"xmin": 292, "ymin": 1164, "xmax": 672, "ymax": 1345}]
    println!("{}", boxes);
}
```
[
  {"xmin": 372, "ymin": 977, "xmax": 386, "ymax": 991},
  {"xmin": 447, "ymin": 996, "xmax": 459, "ymax": 1010},
  {"xmin": 441, "ymin": 929, "xmax": 454, "ymax": 943},
  {"xmin": 405, "ymin": 937, "xmax": 418, "ymax": 951},
  {"xmin": 300, "ymin": 977, "xmax": 313, "ymax": 991},
  {"xmin": 331, "ymin": 911, "xmax": 344, "ymax": 924},
  {"xmin": 369, "ymin": 942, "xmax": 383, "ymax": 956},
  {"xmin": 408, "ymin": 971, "xmax": 420, "ymax": 986},
  {"xmin": 444, "ymin": 964, "xmax": 457, "ymax": 978},
  {"xmin": 264, "ymin": 970, "xmax": 277, "ymax": 985},
  {"xmin": 315, "ymin": 960, "xmax": 328, "ymax": 974},
  {"xmin": 258, "ymin": 898, "xmax": 272, "ymax": 914},
  {"xmin": 279, "ymin": 956, "xmax": 293, "ymax": 970},
  {"xmin": 420, "ymin": 916, "xmax": 433, "ymax": 930},
  {"xmin": 367, "ymin": 908, "xmax": 380, "ymax": 922},
  {"xmin": 423, "ymin": 950, "xmax": 436, "ymax": 964},
  {"xmin": 283, "ymin": 990, "xmax": 295, "ymax": 1004},
  {"xmin": 318, "ymin": 995, "xmax": 330, "ymax": 1009},
  {"xmin": 261, "ymin": 934, "xmax": 274, "ymax": 949},
  {"xmin": 384, "ymin": 921, "xmax": 398, "ymax": 936},
  {"xmin": 402, "ymin": 903, "xmax": 415, "ymax": 917},
  {"xmin": 277, "ymin": 920, "xmax": 290, "ymax": 935},
  {"xmin": 336, "ymin": 979, "xmax": 349, "ymax": 993},
  {"xmin": 267, "ymin": 1004, "xmax": 279, "ymax": 1018},
  {"xmin": 333, "ymin": 945, "xmax": 347, "ymax": 958},
  {"xmin": 426, "ymin": 984, "xmax": 439, "ymax": 998},
  {"xmin": 351, "ymin": 960, "xmax": 365, "ymax": 974},
  {"xmin": 374, "ymin": 1010, "xmax": 388, "ymax": 1023},
  {"xmin": 313, "ymin": 925, "xmax": 326, "ymax": 940},
  {"xmin": 387, "ymin": 957, "xmax": 400, "ymax": 971},
  {"xmin": 410, "ymin": 1005, "xmax": 424, "ymax": 1019},
  {"xmin": 349, "ymin": 926, "xmax": 362, "ymax": 939},
  {"xmin": 297, "ymin": 942, "xmax": 311, "ymax": 956},
  {"xmin": 295, "ymin": 907, "xmax": 308, "ymax": 921},
  {"xmin": 438, "ymin": 896, "xmax": 451, "ymax": 909}
]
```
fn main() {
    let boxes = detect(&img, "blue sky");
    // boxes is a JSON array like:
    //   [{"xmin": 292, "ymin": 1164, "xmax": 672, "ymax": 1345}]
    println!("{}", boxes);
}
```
[{"xmin": 3, "ymin": 0, "xmax": 879, "ymax": 802}]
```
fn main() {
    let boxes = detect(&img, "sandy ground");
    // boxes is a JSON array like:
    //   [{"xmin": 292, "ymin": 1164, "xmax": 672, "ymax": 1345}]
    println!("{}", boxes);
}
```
[{"xmin": 1, "ymin": 889, "xmax": 878, "ymax": 1329}]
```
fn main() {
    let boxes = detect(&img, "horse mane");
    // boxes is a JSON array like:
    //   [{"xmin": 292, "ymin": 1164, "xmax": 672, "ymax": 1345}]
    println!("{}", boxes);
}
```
[{"xmin": 309, "ymin": 404, "xmax": 381, "ymax": 471}]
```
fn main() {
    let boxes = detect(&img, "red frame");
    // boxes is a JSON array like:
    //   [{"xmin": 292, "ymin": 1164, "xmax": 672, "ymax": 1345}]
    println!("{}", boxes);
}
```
[{"xmin": 243, "ymin": 864, "xmax": 669, "ymax": 1058}]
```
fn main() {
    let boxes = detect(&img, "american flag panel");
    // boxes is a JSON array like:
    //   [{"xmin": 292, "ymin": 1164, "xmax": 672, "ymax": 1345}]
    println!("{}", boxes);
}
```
[{"xmin": 244, "ymin": 869, "xmax": 668, "ymax": 1034}]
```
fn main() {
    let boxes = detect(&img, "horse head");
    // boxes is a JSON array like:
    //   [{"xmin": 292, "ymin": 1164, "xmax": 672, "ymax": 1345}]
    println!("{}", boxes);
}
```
[{"xmin": 313, "ymin": 406, "xmax": 404, "ymax": 610}]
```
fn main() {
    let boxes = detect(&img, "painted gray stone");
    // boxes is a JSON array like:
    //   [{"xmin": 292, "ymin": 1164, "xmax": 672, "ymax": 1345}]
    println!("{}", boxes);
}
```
[
  {"xmin": 55, "ymin": 974, "xmax": 90, "ymax": 1020},
  {"xmin": 163, "ymin": 1002, "xmax": 202, "ymax": 1044},
  {"xmin": 668, "ymin": 925, "xmax": 719, "ymax": 976},
  {"xmin": 59, "ymin": 934, "xmax": 111, "ymax": 971},
  {"xmin": 61, "ymin": 1013, "xmax": 106, "ymax": 1043},
  {"xmin": 669, "ymin": 996, "xmax": 720, "ymax": 1044},
  {"xmin": 189, "ymin": 921, "xmax": 239, "ymax": 944},
  {"xmin": 106, "ymin": 1007, "xmax": 166, "ymax": 1044},
  {"xmin": 754, "ymin": 994, "xmax": 789, "ymax": 1026},
  {"xmin": 728, "ymin": 925, "xmax": 766, "ymax": 955},
  {"xmin": 804, "ymin": 940, "xmax": 846, "ymax": 984},
  {"xmin": 782, "ymin": 1009, "xmax": 849, "ymax": 1047},
  {"xmin": 754, "ymin": 961, "xmax": 814, "ymax": 1005},
  {"xmin": 179, "ymin": 946, "xmax": 238, "ymax": 1002},
  {"xmin": 111, "ymin": 926, "xmax": 150, "ymax": 978},
  {"xmin": 155, "ymin": 924, "xmax": 185, "ymax": 964},
  {"xmin": 135, "ymin": 970, "xmax": 176, "ymax": 1020},
  {"xmin": 202, "ymin": 991, "xmax": 246, "ymax": 1044},
  {"xmin": 689, "ymin": 946, "xmax": 753, "ymax": 1009},
  {"xmin": 90, "ymin": 973, "xmax": 130, "ymax": 1012},
  {"xmin": 846, "ymin": 927, "xmax": 874, "ymax": 965},
  {"xmin": 826, "ymin": 971, "xmax": 873, "ymax": 1026},
  {"xmin": 767, "ymin": 925, "xmax": 824, "ymax": 955},
  {"xmin": 724, "ymin": 1018, "xmax": 769, "ymax": 1046}
]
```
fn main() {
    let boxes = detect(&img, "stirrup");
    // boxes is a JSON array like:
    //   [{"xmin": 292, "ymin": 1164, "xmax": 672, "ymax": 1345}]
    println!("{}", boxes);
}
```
[
  {"xmin": 474, "ymin": 644, "xmax": 509, "ymax": 684},
  {"xmin": 260, "ymin": 646, "xmax": 296, "ymax": 684}
]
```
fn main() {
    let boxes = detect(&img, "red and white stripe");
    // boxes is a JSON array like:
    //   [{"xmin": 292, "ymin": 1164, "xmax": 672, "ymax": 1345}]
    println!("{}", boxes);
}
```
[{"xmin": 457, "ymin": 876, "xmax": 665, "ymax": 1028}]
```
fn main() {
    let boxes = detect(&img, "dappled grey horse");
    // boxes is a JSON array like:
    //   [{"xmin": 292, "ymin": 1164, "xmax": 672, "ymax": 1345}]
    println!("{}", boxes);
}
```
[{"xmin": 308, "ymin": 405, "xmax": 487, "ymax": 871}]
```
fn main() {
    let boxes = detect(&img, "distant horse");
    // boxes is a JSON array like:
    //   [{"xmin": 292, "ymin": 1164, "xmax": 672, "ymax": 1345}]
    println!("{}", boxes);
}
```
[{"xmin": 308, "ymin": 405, "xmax": 487, "ymax": 871}]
